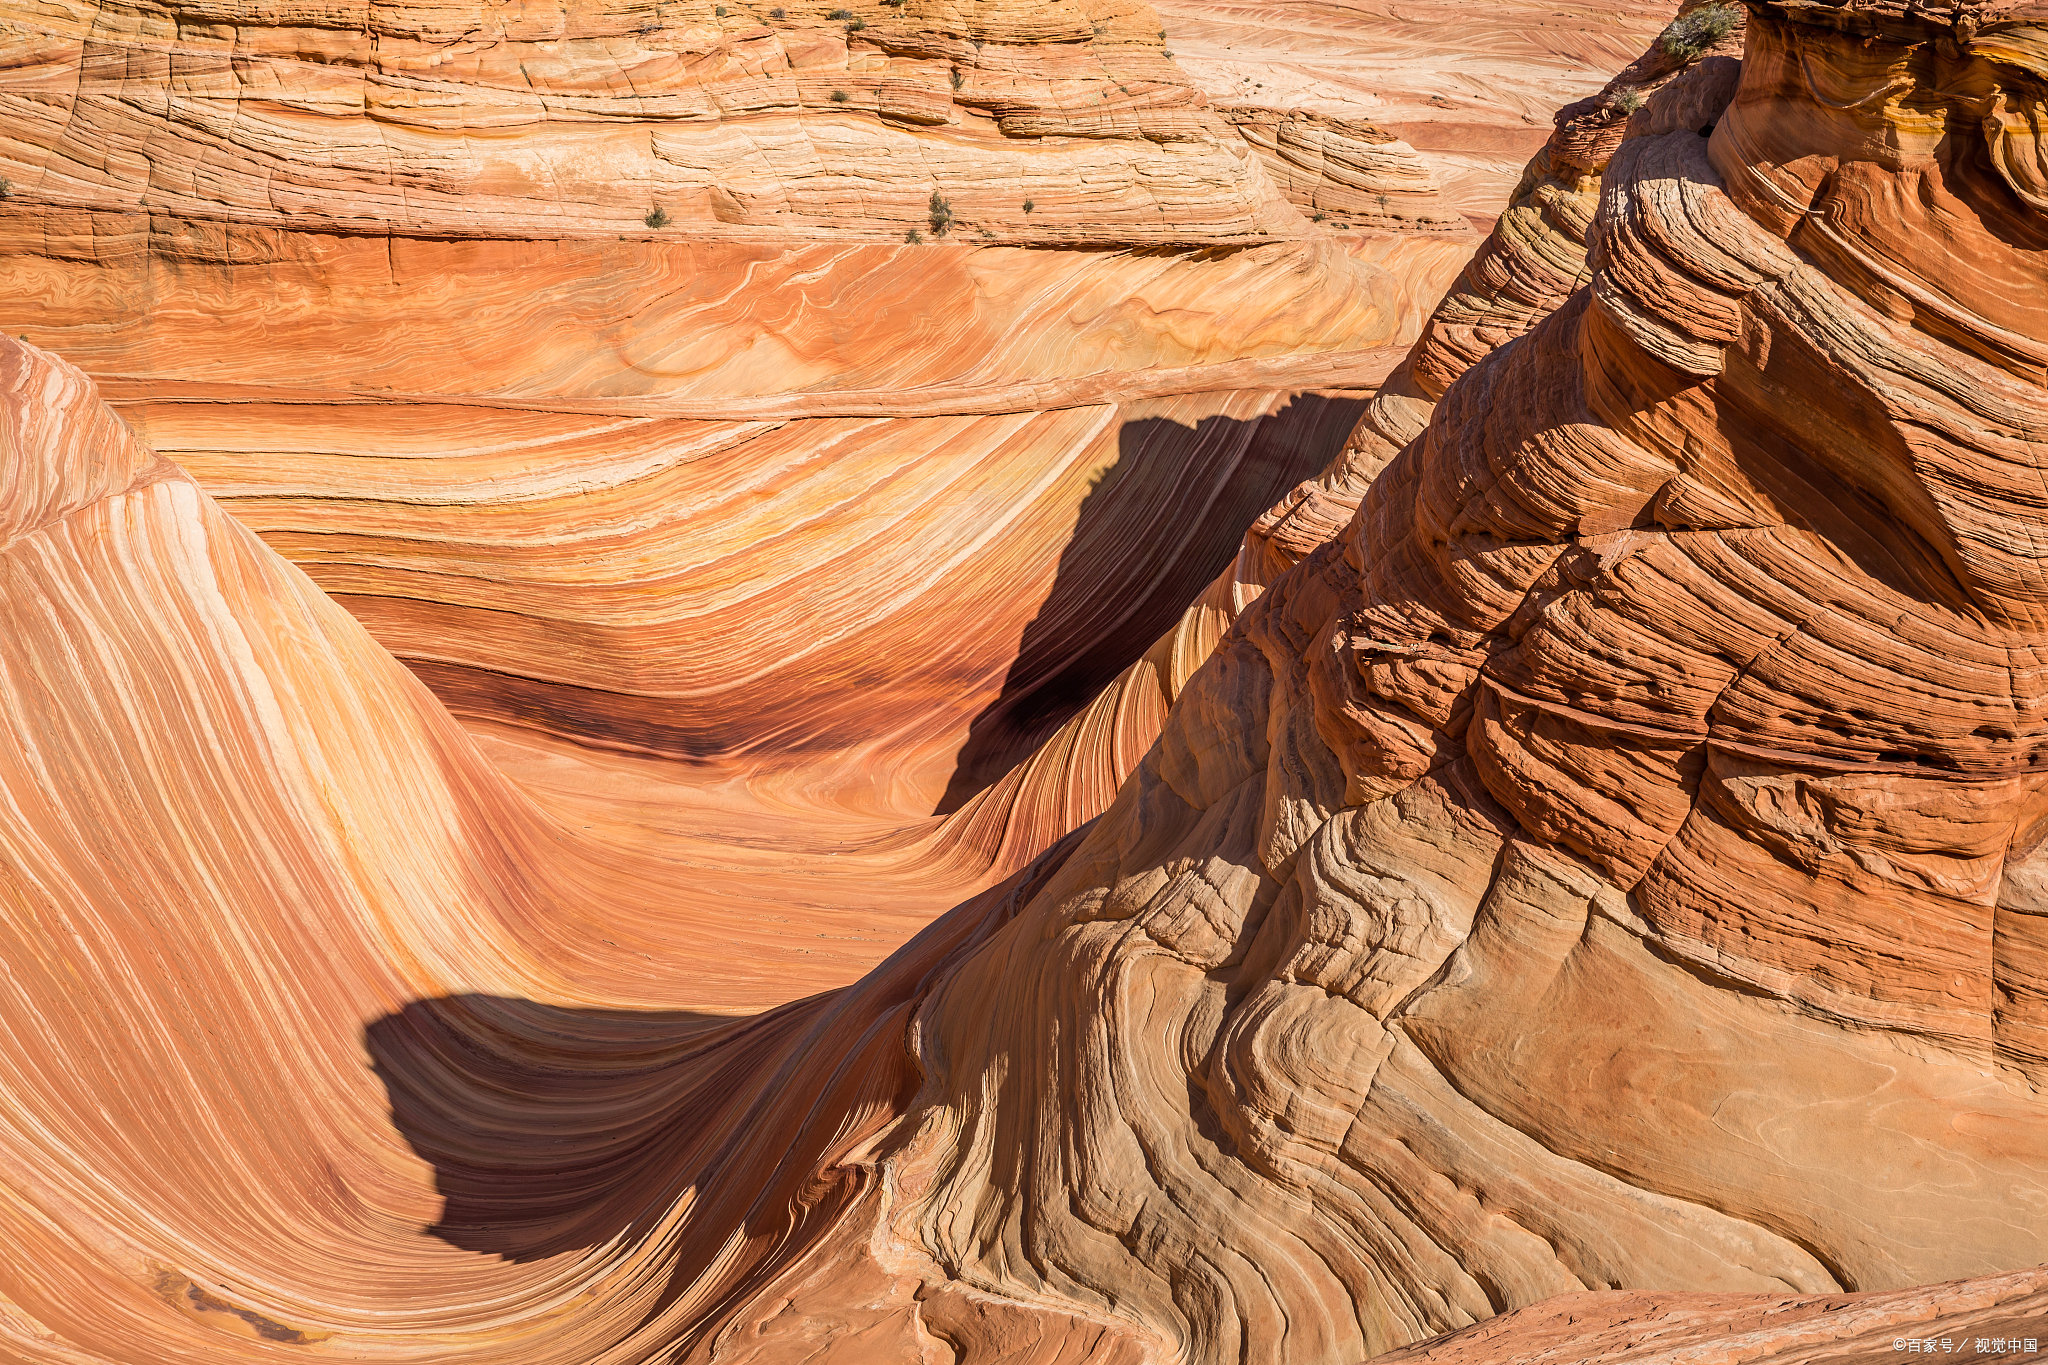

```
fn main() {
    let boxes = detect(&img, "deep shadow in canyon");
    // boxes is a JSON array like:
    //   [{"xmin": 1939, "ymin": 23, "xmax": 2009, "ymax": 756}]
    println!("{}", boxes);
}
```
[
  {"xmin": 366, "ymin": 993, "xmax": 758, "ymax": 1263},
  {"xmin": 933, "ymin": 391, "xmax": 1369, "ymax": 814}
]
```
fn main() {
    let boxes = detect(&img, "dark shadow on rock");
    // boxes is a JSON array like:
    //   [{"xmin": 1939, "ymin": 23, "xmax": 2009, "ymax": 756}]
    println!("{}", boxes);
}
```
[
  {"xmin": 365, "ymin": 993, "xmax": 770, "ymax": 1262},
  {"xmin": 366, "ymin": 823, "xmax": 1093, "ymax": 1294},
  {"xmin": 933, "ymin": 391, "xmax": 1369, "ymax": 815}
]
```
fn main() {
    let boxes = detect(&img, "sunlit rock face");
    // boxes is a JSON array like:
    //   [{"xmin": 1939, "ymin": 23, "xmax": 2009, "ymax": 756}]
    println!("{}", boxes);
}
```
[
  {"xmin": 1371, "ymin": 1268, "xmax": 2048, "ymax": 1365},
  {"xmin": 0, "ymin": 0, "xmax": 1474, "ymax": 246},
  {"xmin": 4, "ymin": 1, "xmax": 2046, "ymax": 1364},
  {"xmin": 0, "ymin": 0, "xmax": 1475, "ymax": 854},
  {"xmin": 877, "ymin": 0, "xmax": 2048, "ymax": 1356},
  {"xmin": 1148, "ymin": 0, "xmax": 1681, "ymax": 226},
  {"xmin": 4, "ymin": 0, "xmax": 1304, "ymax": 244}
]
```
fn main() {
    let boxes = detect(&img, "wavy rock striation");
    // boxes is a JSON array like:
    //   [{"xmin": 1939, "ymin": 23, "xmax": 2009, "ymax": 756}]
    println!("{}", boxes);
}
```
[
  {"xmin": 0, "ymin": 0, "xmax": 1477, "ymax": 855},
  {"xmin": 1375, "ymin": 1268, "xmax": 2048, "ymax": 1365},
  {"xmin": 0, "ymin": 0, "xmax": 1478, "ymax": 244},
  {"xmin": 943, "ymin": 3, "xmax": 1751, "ymax": 877},
  {"xmin": 877, "ymin": 1, "xmax": 2048, "ymax": 1356},
  {"xmin": 1151, "ymin": 0, "xmax": 1678, "ymax": 224},
  {"xmin": 5, "ymin": 0, "xmax": 2048, "ymax": 1363}
]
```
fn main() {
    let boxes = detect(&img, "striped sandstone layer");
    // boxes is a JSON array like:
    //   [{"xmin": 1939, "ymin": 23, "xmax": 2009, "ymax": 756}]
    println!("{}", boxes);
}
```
[
  {"xmin": 1152, "ymin": 0, "xmax": 1677, "ymax": 225},
  {"xmin": 0, "ymin": 0, "xmax": 1479, "ymax": 1003},
  {"xmin": 0, "ymin": 0, "xmax": 1471, "ymax": 245},
  {"xmin": 948, "ymin": 1, "xmax": 1749, "ymax": 875},
  {"xmin": 7, "ymin": 0, "xmax": 2048, "ymax": 1364}
]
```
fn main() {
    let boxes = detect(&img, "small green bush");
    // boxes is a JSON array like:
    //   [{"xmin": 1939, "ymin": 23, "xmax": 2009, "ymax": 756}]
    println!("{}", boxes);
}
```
[
  {"xmin": 1659, "ymin": 3, "xmax": 1737, "ymax": 61},
  {"xmin": 1022, "ymin": 198, "xmax": 1034, "ymax": 212},
  {"xmin": 645, "ymin": 206, "xmax": 671, "ymax": 228},
  {"xmin": 769, "ymin": 6, "xmax": 785, "ymax": 16},
  {"xmin": 830, "ymin": 88, "xmax": 850, "ymax": 101},
  {"xmin": 0, "ymin": 178, "xmax": 11, "ymax": 200},
  {"xmin": 715, "ymin": 5, "xmax": 727, "ymax": 15},
  {"xmin": 1614, "ymin": 88, "xmax": 1644, "ymax": 113},
  {"xmin": 906, "ymin": 228, "xmax": 924, "ymax": 243},
  {"xmin": 828, "ymin": 6, "xmax": 850, "ymax": 16},
  {"xmin": 928, "ymin": 189, "xmax": 953, "ymax": 235}
]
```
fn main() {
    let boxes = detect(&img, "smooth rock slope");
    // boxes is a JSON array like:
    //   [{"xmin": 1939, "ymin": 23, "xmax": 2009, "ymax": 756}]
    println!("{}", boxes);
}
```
[{"xmin": 0, "ymin": 0, "xmax": 1479, "ymax": 933}]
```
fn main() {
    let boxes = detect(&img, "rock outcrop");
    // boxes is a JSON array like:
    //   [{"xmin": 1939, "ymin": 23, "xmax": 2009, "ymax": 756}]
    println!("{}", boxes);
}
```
[
  {"xmin": 1376, "ymin": 1268, "xmax": 2048, "ymax": 1365},
  {"xmin": 0, "ymin": 0, "xmax": 1477, "ymax": 855},
  {"xmin": 878, "ymin": 0, "xmax": 2048, "ymax": 1355},
  {"xmin": 4, "ymin": 0, "xmax": 2047, "ymax": 1362},
  {"xmin": 1151, "ymin": 0, "xmax": 1678, "ymax": 224},
  {"xmin": 1218, "ymin": 107, "xmax": 1471, "ymax": 233},
  {"xmin": 0, "ymin": 0, "xmax": 1484, "ymax": 244},
  {"xmin": 943, "ymin": 2, "xmax": 1751, "ymax": 876}
]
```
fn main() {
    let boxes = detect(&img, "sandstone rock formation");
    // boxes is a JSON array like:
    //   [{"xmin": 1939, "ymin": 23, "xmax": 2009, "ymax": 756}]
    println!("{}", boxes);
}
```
[
  {"xmin": 1375, "ymin": 1268, "xmax": 2048, "ymax": 1365},
  {"xmin": 1153, "ymin": 0, "xmax": 1676, "ymax": 224},
  {"xmin": 0, "ymin": 0, "xmax": 1478, "ymax": 851},
  {"xmin": 0, "ymin": 0, "xmax": 1483, "ymax": 244},
  {"xmin": 1217, "ymin": 107, "xmax": 1471, "ymax": 232},
  {"xmin": 0, "ymin": 0, "xmax": 1480, "ymax": 933},
  {"xmin": 948, "ymin": 1, "xmax": 1750, "ymax": 876},
  {"xmin": 875, "ymin": 1, "xmax": 2048, "ymax": 1355},
  {"xmin": 4, "ymin": 0, "xmax": 2047, "ymax": 1363}
]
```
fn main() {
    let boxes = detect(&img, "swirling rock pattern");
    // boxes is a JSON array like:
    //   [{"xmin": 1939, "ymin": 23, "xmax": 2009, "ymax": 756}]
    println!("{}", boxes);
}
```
[
  {"xmin": 6, "ymin": 2, "xmax": 2048, "ymax": 1365},
  {"xmin": 0, "ymin": 0, "xmax": 1478, "ymax": 842},
  {"xmin": 1375, "ymin": 1268, "xmax": 2048, "ymax": 1365},
  {"xmin": 882, "ymin": 3, "xmax": 2048, "ymax": 1358},
  {"xmin": 1350, "ymin": 0, "xmax": 1746, "ymax": 471},
  {"xmin": 0, "ymin": 0, "xmax": 1475, "ymax": 1045},
  {"xmin": 2, "ymin": 232, "xmax": 1467, "ymax": 827}
]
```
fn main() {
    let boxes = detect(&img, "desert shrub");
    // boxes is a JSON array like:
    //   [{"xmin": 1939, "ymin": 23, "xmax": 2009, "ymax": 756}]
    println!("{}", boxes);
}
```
[
  {"xmin": 0, "ymin": 178, "xmax": 11, "ymax": 200},
  {"xmin": 928, "ymin": 190, "xmax": 953, "ymax": 235},
  {"xmin": 1614, "ymin": 88, "xmax": 1644, "ymax": 113},
  {"xmin": 950, "ymin": 67, "xmax": 964, "ymax": 89},
  {"xmin": 1660, "ymin": 3, "xmax": 1737, "ymax": 60},
  {"xmin": 770, "ymin": 6, "xmax": 785, "ymax": 16},
  {"xmin": 906, "ymin": 228, "xmax": 923, "ymax": 243},
  {"xmin": 715, "ymin": 6, "xmax": 727, "ymax": 15},
  {"xmin": 830, "ymin": 88, "xmax": 850, "ymax": 101},
  {"xmin": 828, "ymin": 7, "xmax": 851, "ymax": 16},
  {"xmin": 1022, "ymin": 198, "xmax": 1034, "ymax": 212}
]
